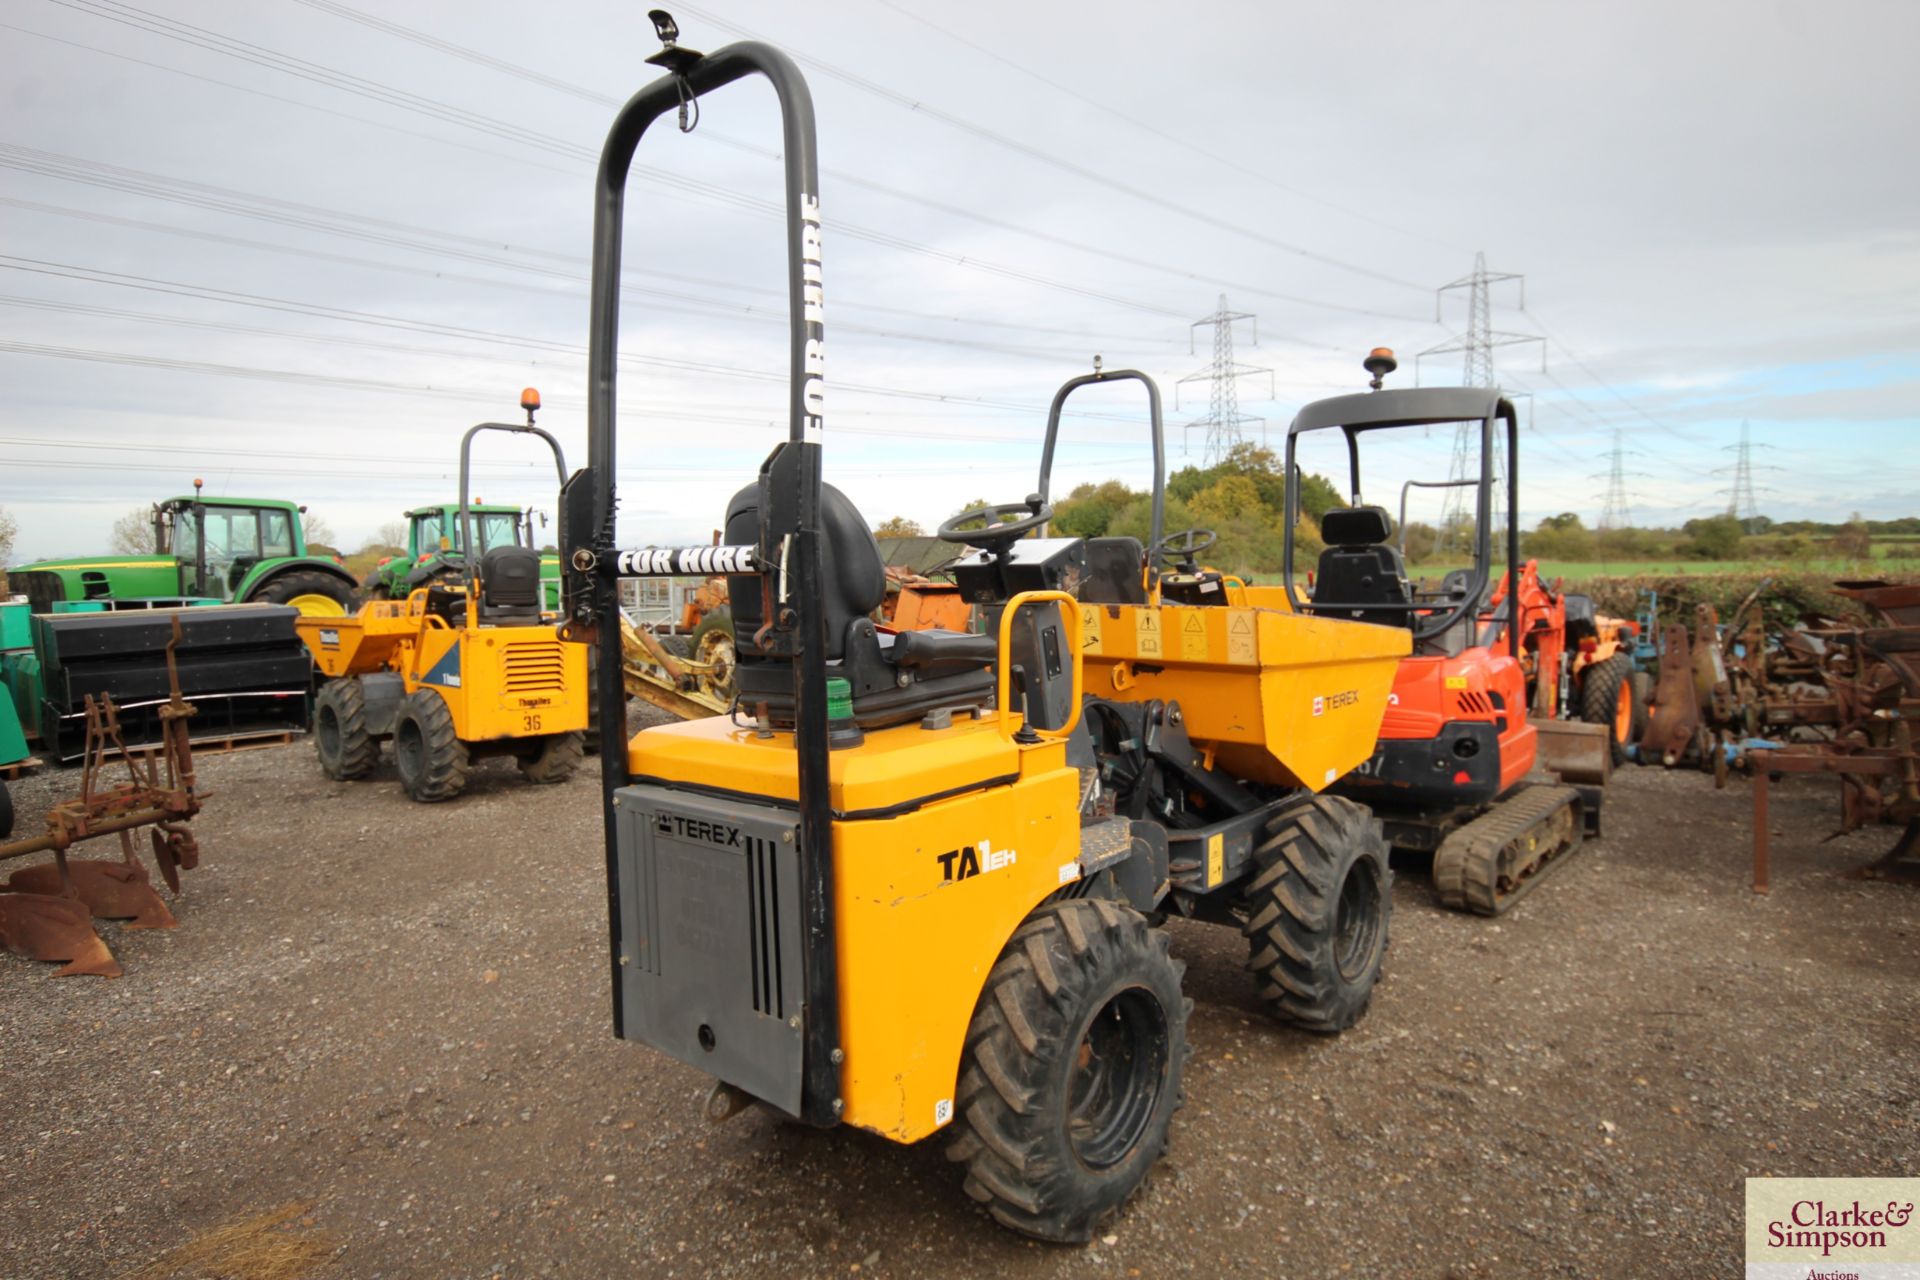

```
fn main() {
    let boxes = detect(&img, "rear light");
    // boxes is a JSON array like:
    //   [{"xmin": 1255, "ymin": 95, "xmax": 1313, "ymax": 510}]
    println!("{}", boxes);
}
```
[
  {"xmin": 418, "ymin": 553, "xmax": 433, "ymax": 563},
  {"xmin": 1578, "ymin": 637, "xmax": 1598, "ymax": 654},
  {"xmin": 1452, "ymin": 770, "xmax": 1473, "ymax": 785}
]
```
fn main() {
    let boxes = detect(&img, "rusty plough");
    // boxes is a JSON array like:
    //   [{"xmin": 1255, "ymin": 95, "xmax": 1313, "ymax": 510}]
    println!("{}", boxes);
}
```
[{"xmin": 0, "ymin": 619, "xmax": 204, "ymax": 976}]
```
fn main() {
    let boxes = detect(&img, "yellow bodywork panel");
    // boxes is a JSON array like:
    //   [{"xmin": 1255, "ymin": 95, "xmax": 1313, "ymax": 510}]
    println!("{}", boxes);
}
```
[
  {"xmin": 1077, "ymin": 600, "xmax": 1410, "ymax": 789},
  {"xmin": 629, "ymin": 712, "xmax": 1021, "ymax": 815},
  {"xmin": 297, "ymin": 597, "xmax": 588, "ymax": 742},
  {"xmin": 630, "ymin": 714, "xmax": 1081, "ymax": 1144}
]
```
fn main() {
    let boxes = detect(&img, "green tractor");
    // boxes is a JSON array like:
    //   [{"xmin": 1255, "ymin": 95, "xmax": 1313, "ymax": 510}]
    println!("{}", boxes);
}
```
[
  {"xmin": 9, "ymin": 483, "xmax": 359, "ymax": 618},
  {"xmin": 365, "ymin": 501, "xmax": 561, "ymax": 609}
]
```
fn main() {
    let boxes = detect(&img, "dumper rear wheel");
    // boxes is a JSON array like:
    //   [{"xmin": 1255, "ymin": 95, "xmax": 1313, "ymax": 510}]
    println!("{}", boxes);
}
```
[
  {"xmin": 518, "ymin": 731, "xmax": 583, "ymax": 784},
  {"xmin": 947, "ymin": 898, "xmax": 1189, "ymax": 1243},
  {"xmin": 393, "ymin": 689, "xmax": 470, "ymax": 802},
  {"xmin": 1242, "ymin": 794, "xmax": 1390, "ymax": 1033},
  {"xmin": 313, "ymin": 678, "xmax": 378, "ymax": 781}
]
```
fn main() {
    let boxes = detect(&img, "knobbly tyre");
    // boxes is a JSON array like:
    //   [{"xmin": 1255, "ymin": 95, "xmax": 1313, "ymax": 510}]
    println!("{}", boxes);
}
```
[{"xmin": 556, "ymin": 16, "xmax": 1412, "ymax": 1243}]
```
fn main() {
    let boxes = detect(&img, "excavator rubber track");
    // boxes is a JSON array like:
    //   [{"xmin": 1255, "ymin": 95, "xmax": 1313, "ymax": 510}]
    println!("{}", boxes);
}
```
[{"xmin": 1432, "ymin": 783, "xmax": 1585, "ymax": 916}]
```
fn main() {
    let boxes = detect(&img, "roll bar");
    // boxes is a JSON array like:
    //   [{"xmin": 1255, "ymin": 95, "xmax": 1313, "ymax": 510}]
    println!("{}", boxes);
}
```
[
  {"xmin": 457, "ymin": 419, "xmax": 567, "ymax": 605},
  {"xmin": 561, "ymin": 32, "xmax": 842, "ymax": 1126},
  {"xmin": 1281, "ymin": 388, "xmax": 1520, "ymax": 653},
  {"xmin": 1035, "ymin": 366, "xmax": 1166, "ymax": 565}
]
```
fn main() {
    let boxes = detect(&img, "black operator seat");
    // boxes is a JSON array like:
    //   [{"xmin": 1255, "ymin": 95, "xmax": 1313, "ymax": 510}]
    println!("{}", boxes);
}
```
[
  {"xmin": 1309, "ymin": 505, "xmax": 1412, "ymax": 627},
  {"xmin": 724, "ymin": 481, "xmax": 997, "ymax": 729},
  {"xmin": 477, "ymin": 544, "xmax": 544, "ymax": 624}
]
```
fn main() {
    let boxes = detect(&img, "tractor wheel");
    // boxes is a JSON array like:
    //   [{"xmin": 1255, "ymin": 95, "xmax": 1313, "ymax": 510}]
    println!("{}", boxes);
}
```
[
  {"xmin": 253, "ymin": 570, "xmax": 357, "ymax": 618},
  {"xmin": 518, "ymin": 732, "xmax": 583, "ymax": 784},
  {"xmin": 392, "ymin": 689, "xmax": 470, "ymax": 803},
  {"xmin": 0, "ymin": 779, "xmax": 12, "ymax": 840},
  {"xmin": 1579, "ymin": 654, "xmax": 1637, "ymax": 766},
  {"xmin": 313, "ymin": 678, "xmax": 378, "ymax": 780},
  {"xmin": 1242, "ymin": 793, "xmax": 1390, "ymax": 1033},
  {"xmin": 688, "ymin": 606, "xmax": 736, "ymax": 705},
  {"xmin": 946, "ymin": 899, "xmax": 1189, "ymax": 1243}
]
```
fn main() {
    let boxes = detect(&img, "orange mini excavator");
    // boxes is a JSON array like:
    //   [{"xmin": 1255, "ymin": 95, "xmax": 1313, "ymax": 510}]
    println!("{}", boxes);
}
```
[{"xmin": 1280, "ymin": 351, "xmax": 1619, "ymax": 915}]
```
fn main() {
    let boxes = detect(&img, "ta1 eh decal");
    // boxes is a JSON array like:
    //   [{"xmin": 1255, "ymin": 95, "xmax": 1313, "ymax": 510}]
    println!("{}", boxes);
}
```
[{"xmin": 936, "ymin": 839, "xmax": 1018, "ymax": 883}]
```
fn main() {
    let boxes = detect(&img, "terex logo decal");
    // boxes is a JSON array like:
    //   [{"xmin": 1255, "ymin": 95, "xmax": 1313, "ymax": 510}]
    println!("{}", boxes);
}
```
[
  {"xmin": 1314, "ymin": 689, "xmax": 1360, "ymax": 716},
  {"xmin": 937, "ymin": 839, "xmax": 1017, "ymax": 883},
  {"xmin": 656, "ymin": 811, "xmax": 746, "ymax": 849}
]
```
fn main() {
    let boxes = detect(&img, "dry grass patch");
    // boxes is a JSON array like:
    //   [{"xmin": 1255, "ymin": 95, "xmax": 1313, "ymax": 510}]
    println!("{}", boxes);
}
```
[{"xmin": 129, "ymin": 1201, "xmax": 337, "ymax": 1280}]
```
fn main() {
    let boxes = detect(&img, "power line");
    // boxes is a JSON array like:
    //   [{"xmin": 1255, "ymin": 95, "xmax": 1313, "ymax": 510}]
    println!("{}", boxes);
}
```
[
  {"xmin": 32, "ymin": 4, "xmax": 1428, "ymax": 330},
  {"xmin": 669, "ymin": 2, "xmax": 1433, "ymax": 296},
  {"xmin": 869, "ymin": 0, "xmax": 1461, "ymax": 254},
  {"xmin": 283, "ymin": 0, "xmax": 1410, "ymax": 331},
  {"xmin": 0, "ymin": 266, "xmax": 1181, "ymax": 434}
]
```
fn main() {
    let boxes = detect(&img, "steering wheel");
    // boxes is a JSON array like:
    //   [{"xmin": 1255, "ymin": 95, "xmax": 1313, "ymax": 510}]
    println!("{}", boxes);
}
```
[
  {"xmin": 1155, "ymin": 527, "xmax": 1218, "ymax": 572},
  {"xmin": 938, "ymin": 495, "xmax": 1053, "ymax": 554}
]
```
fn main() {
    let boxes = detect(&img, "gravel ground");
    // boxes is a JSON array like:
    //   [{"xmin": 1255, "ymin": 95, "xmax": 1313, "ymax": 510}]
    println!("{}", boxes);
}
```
[{"xmin": 2, "ymin": 716, "xmax": 1915, "ymax": 1278}]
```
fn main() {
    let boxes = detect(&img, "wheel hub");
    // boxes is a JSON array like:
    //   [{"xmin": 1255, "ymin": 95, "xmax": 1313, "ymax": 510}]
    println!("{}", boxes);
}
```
[{"xmin": 1065, "ymin": 986, "xmax": 1167, "ymax": 1171}]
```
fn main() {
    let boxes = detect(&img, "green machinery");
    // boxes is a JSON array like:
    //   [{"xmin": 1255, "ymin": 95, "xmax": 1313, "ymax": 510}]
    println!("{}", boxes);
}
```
[
  {"xmin": 364, "ymin": 393, "xmax": 564, "ymax": 609},
  {"xmin": 9, "ymin": 484, "xmax": 359, "ymax": 618}
]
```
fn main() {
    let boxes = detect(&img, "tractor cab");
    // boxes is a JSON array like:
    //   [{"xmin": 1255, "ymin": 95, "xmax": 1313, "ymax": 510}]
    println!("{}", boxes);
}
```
[
  {"xmin": 147, "ymin": 485, "xmax": 357, "ymax": 615},
  {"xmin": 405, "ymin": 504, "xmax": 527, "ymax": 562},
  {"xmin": 158, "ymin": 490, "xmax": 305, "ymax": 601}
]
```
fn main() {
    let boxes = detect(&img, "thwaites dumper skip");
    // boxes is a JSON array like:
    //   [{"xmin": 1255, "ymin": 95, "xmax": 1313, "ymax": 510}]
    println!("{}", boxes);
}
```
[
  {"xmin": 558, "ymin": 18, "xmax": 1409, "ymax": 1243},
  {"xmin": 1280, "ymin": 353, "xmax": 1620, "ymax": 915},
  {"xmin": 297, "ymin": 404, "xmax": 587, "ymax": 802}
]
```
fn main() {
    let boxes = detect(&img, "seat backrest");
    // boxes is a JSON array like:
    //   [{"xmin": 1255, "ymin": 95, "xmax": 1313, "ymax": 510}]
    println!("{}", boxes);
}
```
[
  {"xmin": 478, "ymin": 544, "xmax": 542, "ymax": 621},
  {"xmin": 1310, "ymin": 505, "xmax": 1410, "ymax": 625},
  {"xmin": 1081, "ymin": 536, "xmax": 1147, "ymax": 605},
  {"xmin": 725, "ymin": 481, "xmax": 887, "ymax": 662}
]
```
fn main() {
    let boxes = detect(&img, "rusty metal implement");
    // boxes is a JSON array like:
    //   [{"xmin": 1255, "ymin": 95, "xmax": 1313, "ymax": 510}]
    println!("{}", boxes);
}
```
[{"xmin": 0, "ymin": 617, "xmax": 204, "ymax": 976}]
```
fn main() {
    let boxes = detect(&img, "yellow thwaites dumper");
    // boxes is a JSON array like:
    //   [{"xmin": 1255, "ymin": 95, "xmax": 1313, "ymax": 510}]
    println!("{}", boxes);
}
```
[
  {"xmin": 297, "ymin": 397, "xmax": 588, "ymax": 802},
  {"xmin": 556, "ymin": 18, "xmax": 1409, "ymax": 1243}
]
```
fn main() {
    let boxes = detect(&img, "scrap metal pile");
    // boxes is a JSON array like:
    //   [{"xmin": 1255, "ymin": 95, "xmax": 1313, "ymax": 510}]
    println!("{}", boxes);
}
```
[
  {"xmin": 1634, "ymin": 580, "xmax": 1919, "ymax": 888},
  {"xmin": 0, "ymin": 621, "xmax": 206, "ymax": 976}
]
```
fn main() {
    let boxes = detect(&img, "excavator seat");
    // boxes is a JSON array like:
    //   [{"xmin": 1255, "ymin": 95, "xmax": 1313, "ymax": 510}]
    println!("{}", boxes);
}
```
[
  {"xmin": 1310, "ymin": 505, "xmax": 1411, "ymax": 627},
  {"xmin": 725, "ymin": 482, "xmax": 996, "ymax": 728}
]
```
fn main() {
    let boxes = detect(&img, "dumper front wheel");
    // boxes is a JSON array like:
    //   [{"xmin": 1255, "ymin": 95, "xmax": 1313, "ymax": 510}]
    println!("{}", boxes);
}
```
[
  {"xmin": 517, "ymin": 732, "xmax": 583, "ymax": 784},
  {"xmin": 313, "ymin": 678, "xmax": 378, "ymax": 780},
  {"xmin": 947, "ymin": 899, "xmax": 1189, "ymax": 1244},
  {"xmin": 393, "ymin": 689, "xmax": 470, "ymax": 803},
  {"xmin": 1242, "ymin": 794, "xmax": 1390, "ymax": 1033}
]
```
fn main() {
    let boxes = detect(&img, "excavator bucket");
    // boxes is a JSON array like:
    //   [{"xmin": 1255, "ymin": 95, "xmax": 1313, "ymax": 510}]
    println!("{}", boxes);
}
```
[{"xmin": 0, "ymin": 888, "xmax": 121, "ymax": 978}]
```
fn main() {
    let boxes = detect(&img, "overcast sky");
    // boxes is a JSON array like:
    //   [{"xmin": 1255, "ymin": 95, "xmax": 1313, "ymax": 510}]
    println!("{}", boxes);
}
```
[{"xmin": 3, "ymin": 0, "xmax": 1916, "ymax": 560}]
